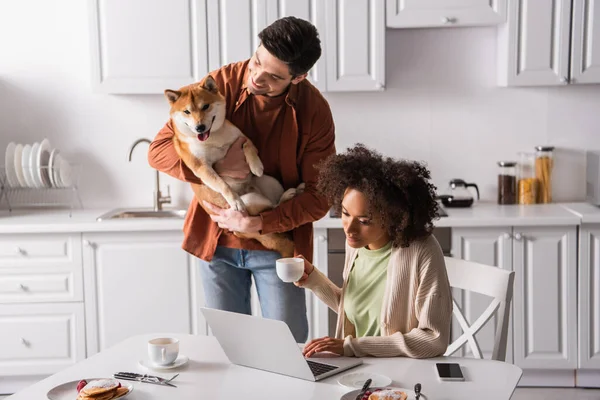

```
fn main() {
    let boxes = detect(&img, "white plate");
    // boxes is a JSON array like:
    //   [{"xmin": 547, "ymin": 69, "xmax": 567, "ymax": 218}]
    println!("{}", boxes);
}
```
[
  {"xmin": 29, "ymin": 142, "xmax": 42, "ymax": 188},
  {"xmin": 338, "ymin": 372, "xmax": 393, "ymax": 389},
  {"xmin": 58, "ymin": 156, "xmax": 73, "ymax": 187},
  {"xmin": 340, "ymin": 387, "xmax": 421, "ymax": 400},
  {"xmin": 46, "ymin": 378, "xmax": 133, "ymax": 400},
  {"xmin": 4, "ymin": 142, "xmax": 17, "ymax": 188},
  {"xmin": 37, "ymin": 138, "xmax": 52, "ymax": 188},
  {"xmin": 138, "ymin": 354, "xmax": 189, "ymax": 371},
  {"xmin": 13, "ymin": 143, "xmax": 26, "ymax": 188},
  {"xmin": 48, "ymin": 148, "xmax": 59, "ymax": 188},
  {"xmin": 21, "ymin": 144, "xmax": 34, "ymax": 188}
]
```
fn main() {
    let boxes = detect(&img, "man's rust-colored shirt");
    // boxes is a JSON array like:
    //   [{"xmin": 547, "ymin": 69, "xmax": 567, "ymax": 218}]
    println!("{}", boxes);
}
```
[{"xmin": 148, "ymin": 60, "xmax": 336, "ymax": 263}]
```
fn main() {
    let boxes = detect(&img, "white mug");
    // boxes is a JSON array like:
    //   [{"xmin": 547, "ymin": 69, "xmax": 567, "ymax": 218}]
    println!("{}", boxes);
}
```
[
  {"xmin": 276, "ymin": 257, "xmax": 305, "ymax": 283},
  {"xmin": 148, "ymin": 337, "xmax": 179, "ymax": 366}
]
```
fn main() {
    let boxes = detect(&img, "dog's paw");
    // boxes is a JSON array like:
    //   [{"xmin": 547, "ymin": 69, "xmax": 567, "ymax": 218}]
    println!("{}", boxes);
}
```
[
  {"xmin": 228, "ymin": 196, "xmax": 247, "ymax": 212},
  {"xmin": 249, "ymin": 161, "xmax": 264, "ymax": 177},
  {"xmin": 296, "ymin": 183, "xmax": 306, "ymax": 194},
  {"xmin": 279, "ymin": 188, "xmax": 298, "ymax": 204}
]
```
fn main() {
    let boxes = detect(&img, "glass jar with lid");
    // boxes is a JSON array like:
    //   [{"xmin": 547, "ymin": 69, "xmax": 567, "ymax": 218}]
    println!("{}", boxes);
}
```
[
  {"xmin": 518, "ymin": 152, "xmax": 538, "ymax": 205},
  {"xmin": 535, "ymin": 146, "xmax": 555, "ymax": 203},
  {"xmin": 497, "ymin": 161, "xmax": 517, "ymax": 205}
]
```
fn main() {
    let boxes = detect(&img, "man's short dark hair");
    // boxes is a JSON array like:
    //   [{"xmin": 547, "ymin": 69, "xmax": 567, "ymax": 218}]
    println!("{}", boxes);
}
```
[{"xmin": 258, "ymin": 16, "xmax": 321, "ymax": 77}]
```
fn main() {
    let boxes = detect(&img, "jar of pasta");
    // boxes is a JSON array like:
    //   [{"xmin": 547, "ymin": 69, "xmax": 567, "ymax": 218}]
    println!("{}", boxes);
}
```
[
  {"xmin": 518, "ymin": 152, "xmax": 538, "ymax": 205},
  {"xmin": 535, "ymin": 146, "xmax": 554, "ymax": 203}
]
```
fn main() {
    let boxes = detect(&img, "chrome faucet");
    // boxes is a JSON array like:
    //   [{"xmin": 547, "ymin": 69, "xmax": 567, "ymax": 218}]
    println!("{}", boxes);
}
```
[{"xmin": 128, "ymin": 138, "xmax": 171, "ymax": 211}]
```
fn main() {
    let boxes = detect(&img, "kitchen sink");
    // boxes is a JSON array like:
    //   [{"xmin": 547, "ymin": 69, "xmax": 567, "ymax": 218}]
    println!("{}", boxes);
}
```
[{"xmin": 96, "ymin": 208, "xmax": 187, "ymax": 221}]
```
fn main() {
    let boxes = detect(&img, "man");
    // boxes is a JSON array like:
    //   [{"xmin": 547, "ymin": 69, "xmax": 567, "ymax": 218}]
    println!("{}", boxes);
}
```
[{"xmin": 148, "ymin": 16, "xmax": 335, "ymax": 343}]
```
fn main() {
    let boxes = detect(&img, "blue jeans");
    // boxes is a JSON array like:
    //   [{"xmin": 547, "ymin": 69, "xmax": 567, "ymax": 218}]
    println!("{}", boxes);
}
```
[{"xmin": 199, "ymin": 246, "xmax": 308, "ymax": 343}]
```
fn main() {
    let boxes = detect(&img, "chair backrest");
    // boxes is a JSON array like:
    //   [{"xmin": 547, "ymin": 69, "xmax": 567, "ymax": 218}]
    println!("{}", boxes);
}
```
[{"xmin": 443, "ymin": 256, "xmax": 515, "ymax": 361}]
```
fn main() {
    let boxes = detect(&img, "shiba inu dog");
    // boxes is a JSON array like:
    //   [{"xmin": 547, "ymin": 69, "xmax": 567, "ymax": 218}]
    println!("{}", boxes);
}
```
[{"xmin": 164, "ymin": 75, "xmax": 302, "ymax": 257}]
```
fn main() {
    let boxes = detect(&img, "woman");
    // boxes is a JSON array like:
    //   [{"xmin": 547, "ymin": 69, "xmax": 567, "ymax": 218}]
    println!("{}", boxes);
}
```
[{"xmin": 296, "ymin": 144, "xmax": 453, "ymax": 359}]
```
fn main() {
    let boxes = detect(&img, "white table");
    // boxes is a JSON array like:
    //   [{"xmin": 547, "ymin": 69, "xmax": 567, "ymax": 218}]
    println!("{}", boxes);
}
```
[{"xmin": 7, "ymin": 333, "xmax": 522, "ymax": 400}]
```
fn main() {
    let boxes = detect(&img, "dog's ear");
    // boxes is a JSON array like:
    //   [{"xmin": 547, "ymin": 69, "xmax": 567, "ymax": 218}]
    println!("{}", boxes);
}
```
[
  {"xmin": 164, "ymin": 89, "xmax": 181, "ymax": 104},
  {"xmin": 202, "ymin": 76, "xmax": 219, "ymax": 93}
]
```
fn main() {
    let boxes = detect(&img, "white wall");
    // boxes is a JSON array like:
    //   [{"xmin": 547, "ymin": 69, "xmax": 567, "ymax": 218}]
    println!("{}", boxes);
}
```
[{"xmin": 1, "ymin": 0, "xmax": 599, "ymax": 210}]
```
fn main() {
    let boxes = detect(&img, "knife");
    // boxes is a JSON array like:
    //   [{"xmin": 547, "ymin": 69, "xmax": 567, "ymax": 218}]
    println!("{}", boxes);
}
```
[
  {"xmin": 354, "ymin": 378, "xmax": 372, "ymax": 400},
  {"xmin": 114, "ymin": 372, "xmax": 177, "ymax": 388}
]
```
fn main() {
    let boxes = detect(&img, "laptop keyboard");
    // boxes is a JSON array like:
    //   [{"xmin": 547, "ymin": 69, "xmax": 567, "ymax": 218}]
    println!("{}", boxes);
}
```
[{"xmin": 306, "ymin": 360, "xmax": 339, "ymax": 377}]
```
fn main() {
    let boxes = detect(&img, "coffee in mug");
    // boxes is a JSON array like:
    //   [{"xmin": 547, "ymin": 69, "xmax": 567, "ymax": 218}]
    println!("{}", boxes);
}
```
[
  {"xmin": 148, "ymin": 337, "xmax": 179, "ymax": 366},
  {"xmin": 276, "ymin": 257, "xmax": 305, "ymax": 283}
]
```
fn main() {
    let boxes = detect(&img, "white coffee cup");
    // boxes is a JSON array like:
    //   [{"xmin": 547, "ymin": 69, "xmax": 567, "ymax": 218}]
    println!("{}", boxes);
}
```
[
  {"xmin": 148, "ymin": 337, "xmax": 179, "ymax": 366},
  {"xmin": 276, "ymin": 257, "xmax": 305, "ymax": 283}
]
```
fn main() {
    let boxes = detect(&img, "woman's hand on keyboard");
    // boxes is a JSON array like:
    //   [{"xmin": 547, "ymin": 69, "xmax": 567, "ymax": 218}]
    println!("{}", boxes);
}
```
[{"xmin": 303, "ymin": 336, "xmax": 344, "ymax": 357}]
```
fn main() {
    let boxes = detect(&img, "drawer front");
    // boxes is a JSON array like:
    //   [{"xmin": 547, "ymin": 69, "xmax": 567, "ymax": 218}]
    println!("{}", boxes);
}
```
[
  {"xmin": 0, "ymin": 303, "xmax": 85, "ymax": 375},
  {"xmin": 0, "ymin": 233, "xmax": 82, "ymax": 268},
  {"xmin": 0, "ymin": 271, "xmax": 82, "ymax": 303}
]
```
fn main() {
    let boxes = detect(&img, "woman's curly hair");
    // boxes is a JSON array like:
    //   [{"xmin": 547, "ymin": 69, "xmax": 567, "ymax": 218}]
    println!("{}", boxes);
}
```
[{"xmin": 316, "ymin": 143, "xmax": 440, "ymax": 248}]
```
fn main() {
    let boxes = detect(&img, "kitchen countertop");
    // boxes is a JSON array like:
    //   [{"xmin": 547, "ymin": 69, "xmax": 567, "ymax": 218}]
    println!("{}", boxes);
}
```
[
  {"xmin": 561, "ymin": 202, "xmax": 600, "ymax": 223},
  {"xmin": 315, "ymin": 201, "xmax": 582, "ymax": 229},
  {"xmin": 0, "ymin": 201, "xmax": 592, "ymax": 234}
]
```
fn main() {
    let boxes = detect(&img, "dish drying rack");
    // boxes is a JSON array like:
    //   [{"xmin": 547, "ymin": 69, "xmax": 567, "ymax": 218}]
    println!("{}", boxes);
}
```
[{"xmin": 0, "ymin": 165, "xmax": 83, "ymax": 216}]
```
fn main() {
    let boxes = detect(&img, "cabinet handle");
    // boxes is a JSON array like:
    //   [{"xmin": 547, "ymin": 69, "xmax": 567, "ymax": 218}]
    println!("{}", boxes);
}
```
[
  {"xmin": 514, "ymin": 233, "xmax": 523, "ymax": 241},
  {"xmin": 442, "ymin": 16, "xmax": 455, "ymax": 24},
  {"xmin": 20, "ymin": 337, "xmax": 29, "ymax": 347},
  {"xmin": 83, "ymin": 240, "xmax": 92, "ymax": 247},
  {"xmin": 15, "ymin": 247, "xmax": 25, "ymax": 255},
  {"xmin": 560, "ymin": 76, "xmax": 569, "ymax": 84},
  {"xmin": 318, "ymin": 235, "xmax": 327, "ymax": 243},
  {"xmin": 503, "ymin": 233, "xmax": 512, "ymax": 239},
  {"xmin": 19, "ymin": 283, "xmax": 28, "ymax": 291},
  {"xmin": 375, "ymin": 83, "xmax": 384, "ymax": 90}
]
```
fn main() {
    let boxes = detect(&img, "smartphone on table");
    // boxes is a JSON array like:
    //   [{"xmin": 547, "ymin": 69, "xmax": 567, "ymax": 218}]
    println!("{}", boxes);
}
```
[{"xmin": 435, "ymin": 362, "xmax": 465, "ymax": 381}]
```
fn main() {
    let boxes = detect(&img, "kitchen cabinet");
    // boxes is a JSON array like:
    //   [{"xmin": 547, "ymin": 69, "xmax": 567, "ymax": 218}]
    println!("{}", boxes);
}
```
[
  {"xmin": 88, "ymin": 0, "xmax": 385, "ymax": 93},
  {"xmin": 452, "ymin": 225, "xmax": 578, "ymax": 387},
  {"xmin": 386, "ymin": 0, "xmax": 507, "ymax": 28},
  {"xmin": 324, "ymin": 0, "xmax": 386, "ymax": 91},
  {"xmin": 497, "ymin": 0, "xmax": 600, "ymax": 87},
  {"xmin": 88, "ymin": 0, "xmax": 209, "ymax": 93},
  {"xmin": 578, "ymin": 224, "xmax": 600, "ymax": 387},
  {"xmin": 82, "ymin": 231, "xmax": 207, "ymax": 355}
]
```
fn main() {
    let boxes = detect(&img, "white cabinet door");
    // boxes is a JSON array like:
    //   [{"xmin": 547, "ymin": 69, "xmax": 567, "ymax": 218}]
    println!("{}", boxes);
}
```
[
  {"xmin": 83, "ymin": 232, "xmax": 205, "ymax": 355},
  {"xmin": 265, "ymin": 0, "xmax": 327, "ymax": 91},
  {"xmin": 512, "ymin": 226, "xmax": 577, "ymax": 369},
  {"xmin": 324, "ymin": 0, "xmax": 385, "ymax": 91},
  {"xmin": 579, "ymin": 225, "xmax": 600, "ymax": 369},
  {"xmin": 570, "ymin": 0, "xmax": 600, "ymax": 84},
  {"xmin": 88, "ymin": 0, "xmax": 208, "ymax": 94},
  {"xmin": 451, "ymin": 227, "xmax": 513, "ymax": 362},
  {"xmin": 206, "ymin": 0, "xmax": 269, "ymax": 71},
  {"xmin": 386, "ymin": 0, "xmax": 506, "ymax": 28},
  {"xmin": 497, "ymin": 0, "xmax": 572, "ymax": 86},
  {"xmin": 0, "ymin": 303, "xmax": 85, "ymax": 376}
]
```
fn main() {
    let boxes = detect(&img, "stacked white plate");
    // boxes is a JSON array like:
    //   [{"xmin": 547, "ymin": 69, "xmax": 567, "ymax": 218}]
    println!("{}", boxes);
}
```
[{"xmin": 3, "ymin": 139, "xmax": 73, "ymax": 189}]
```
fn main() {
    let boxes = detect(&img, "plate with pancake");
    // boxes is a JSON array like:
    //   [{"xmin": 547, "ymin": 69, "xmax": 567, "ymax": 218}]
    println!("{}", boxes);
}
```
[
  {"xmin": 46, "ymin": 377, "xmax": 132, "ymax": 400},
  {"xmin": 340, "ymin": 386, "xmax": 424, "ymax": 400}
]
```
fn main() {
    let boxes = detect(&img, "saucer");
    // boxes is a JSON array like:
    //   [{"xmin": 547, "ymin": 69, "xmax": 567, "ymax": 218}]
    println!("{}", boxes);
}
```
[
  {"xmin": 138, "ymin": 354, "xmax": 189, "ymax": 371},
  {"xmin": 338, "ymin": 372, "xmax": 392, "ymax": 389}
]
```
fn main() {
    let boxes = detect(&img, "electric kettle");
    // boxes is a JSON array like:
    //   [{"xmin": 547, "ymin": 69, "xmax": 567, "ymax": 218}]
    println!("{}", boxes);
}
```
[{"xmin": 437, "ymin": 179, "xmax": 480, "ymax": 208}]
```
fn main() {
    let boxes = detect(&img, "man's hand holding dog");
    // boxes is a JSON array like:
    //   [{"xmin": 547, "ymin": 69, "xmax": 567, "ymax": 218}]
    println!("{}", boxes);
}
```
[{"xmin": 203, "ymin": 201, "xmax": 263, "ymax": 233}]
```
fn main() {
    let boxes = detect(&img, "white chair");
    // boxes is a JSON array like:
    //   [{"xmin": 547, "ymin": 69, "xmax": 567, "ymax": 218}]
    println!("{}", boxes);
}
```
[{"xmin": 443, "ymin": 256, "xmax": 515, "ymax": 362}]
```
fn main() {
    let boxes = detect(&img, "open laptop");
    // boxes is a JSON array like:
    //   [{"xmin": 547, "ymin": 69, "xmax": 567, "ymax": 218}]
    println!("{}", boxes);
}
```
[{"xmin": 200, "ymin": 307, "xmax": 363, "ymax": 381}]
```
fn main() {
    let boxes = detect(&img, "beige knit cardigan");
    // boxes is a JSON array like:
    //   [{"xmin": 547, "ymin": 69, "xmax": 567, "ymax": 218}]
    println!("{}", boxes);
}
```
[{"xmin": 303, "ymin": 235, "xmax": 453, "ymax": 358}]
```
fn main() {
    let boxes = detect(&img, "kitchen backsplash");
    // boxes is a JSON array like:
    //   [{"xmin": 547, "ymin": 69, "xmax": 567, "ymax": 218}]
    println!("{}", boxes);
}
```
[{"xmin": 1, "ymin": 0, "xmax": 598, "ymax": 209}]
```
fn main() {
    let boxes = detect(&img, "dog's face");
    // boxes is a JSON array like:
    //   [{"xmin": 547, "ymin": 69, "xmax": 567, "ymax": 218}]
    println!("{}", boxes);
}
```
[{"xmin": 164, "ymin": 76, "xmax": 226, "ymax": 142}]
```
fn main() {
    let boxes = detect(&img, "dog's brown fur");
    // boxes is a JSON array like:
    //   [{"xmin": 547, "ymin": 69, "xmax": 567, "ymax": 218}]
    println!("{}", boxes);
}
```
[{"xmin": 164, "ymin": 76, "xmax": 300, "ymax": 257}]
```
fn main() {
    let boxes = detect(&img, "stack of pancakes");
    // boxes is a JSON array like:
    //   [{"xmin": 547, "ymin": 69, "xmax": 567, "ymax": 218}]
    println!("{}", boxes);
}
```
[
  {"xmin": 368, "ymin": 389, "xmax": 408, "ymax": 400},
  {"xmin": 76, "ymin": 379, "xmax": 129, "ymax": 400}
]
